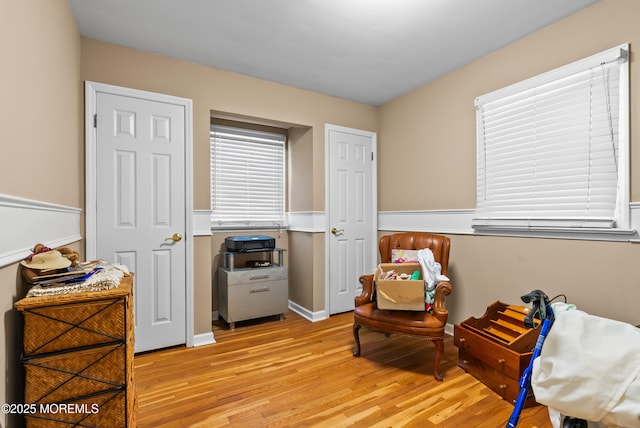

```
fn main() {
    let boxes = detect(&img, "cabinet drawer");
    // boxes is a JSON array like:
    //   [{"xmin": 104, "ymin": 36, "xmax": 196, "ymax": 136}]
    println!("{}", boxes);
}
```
[
  {"xmin": 25, "ymin": 388, "xmax": 127, "ymax": 428},
  {"xmin": 218, "ymin": 267, "xmax": 288, "ymax": 324},
  {"xmin": 19, "ymin": 298, "xmax": 126, "ymax": 357},
  {"xmin": 459, "ymin": 350, "xmax": 537, "ymax": 408},
  {"xmin": 454, "ymin": 324, "xmax": 532, "ymax": 380},
  {"xmin": 24, "ymin": 343, "xmax": 125, "ymax": 404},
  {"xmin": 223, "ymin": 266, "xmax": 287, "ymax": 285},
  {"xmin": 225, "ymin": 279, "xmax": 288, "ymax": 322}
]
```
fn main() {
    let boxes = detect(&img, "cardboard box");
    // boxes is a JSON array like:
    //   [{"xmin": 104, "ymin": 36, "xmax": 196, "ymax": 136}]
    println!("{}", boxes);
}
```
[{"xmin": 374, "ymin": 263, "xmax": 426, "ymax": 311}]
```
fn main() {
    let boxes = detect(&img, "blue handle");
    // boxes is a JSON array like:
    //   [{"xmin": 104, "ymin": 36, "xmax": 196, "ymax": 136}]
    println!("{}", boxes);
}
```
[{"xmin": 506, "ymin": 309, "xmax": 553, "ymax": 428}]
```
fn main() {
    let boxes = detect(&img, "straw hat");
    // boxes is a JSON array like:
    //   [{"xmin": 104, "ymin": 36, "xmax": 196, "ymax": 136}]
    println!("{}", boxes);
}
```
[{"xmin": 21, "ymin": 250, "xmax": 71, "ymax": 270}]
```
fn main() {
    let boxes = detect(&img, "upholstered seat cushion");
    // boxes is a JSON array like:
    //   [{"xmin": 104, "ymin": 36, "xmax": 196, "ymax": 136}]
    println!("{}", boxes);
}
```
[{"xmin": 354, "ymin": 303, "xmax": 445, "ymax": 337}]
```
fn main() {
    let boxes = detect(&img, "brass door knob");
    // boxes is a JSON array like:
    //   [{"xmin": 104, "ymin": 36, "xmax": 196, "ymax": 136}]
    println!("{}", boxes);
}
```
[
  {"xmin": 331, "ymin": 227, "xmax": 344, "ymax": 235},
  {"xmin": 165, "ymin": 233, "xmax": 183, "ymax": 242}
]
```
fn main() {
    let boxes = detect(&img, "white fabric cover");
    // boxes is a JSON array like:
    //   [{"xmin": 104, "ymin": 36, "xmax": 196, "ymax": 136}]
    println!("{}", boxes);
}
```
[
  {"xmin": 416, "ymin": 248, "xmax": 449, "ymax": 290},
  {"xmin": 531, "ymin": 303, "xmax": 640, "ymax": 428},
  {"xmin": 416, "ymin": 249, "xmax": 449, "ymax": 305}
]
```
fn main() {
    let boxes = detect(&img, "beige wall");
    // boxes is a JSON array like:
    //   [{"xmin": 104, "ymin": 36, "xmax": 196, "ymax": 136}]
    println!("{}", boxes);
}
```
[
  {"xmin": 378, "ymin": 0, "xmax": 640, "ymax": 326},
  {"xmin": 0, "ymin": 0, "xmax": 81, "ymax": 424},
  {"xmin": 446, "ymin": 234, "xmax": 640, "ymax": 325},
  {"xmin": 1, "ymin": 1, "xmax": 82, "ymax": 207},
  {"xmin": 80, "ymin": 38, "xmax": 378, "ymax": 211},
  {"xmin": 80, "ymin": 38, "xmax": 378, "ymax": 330},
  {"xmin": 288, "ymin": 232, "xmax": 315, "ymax": 310},
  {"xmin": 288, "ymin": 127, "xmax": 314, "ymax": 212}
]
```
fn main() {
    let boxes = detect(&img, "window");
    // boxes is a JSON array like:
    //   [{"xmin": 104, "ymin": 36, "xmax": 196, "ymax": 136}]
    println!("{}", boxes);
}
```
[
  {"xmin": 473, "ymin": 44, "xmax": 629, "ymax": 232},
  {"xmin": 210, "ymin": 125, "xmax": 286, "ymax": 228}
]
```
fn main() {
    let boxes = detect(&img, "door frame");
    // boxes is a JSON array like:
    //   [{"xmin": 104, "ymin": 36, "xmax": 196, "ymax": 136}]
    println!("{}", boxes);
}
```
[
  {"xmin": 84, "ymin": 81, "xmax": 195, "ymax": 347},
  {"xmin": 324, "ymin": 124, "xmax": 378, "ymax": 316}
]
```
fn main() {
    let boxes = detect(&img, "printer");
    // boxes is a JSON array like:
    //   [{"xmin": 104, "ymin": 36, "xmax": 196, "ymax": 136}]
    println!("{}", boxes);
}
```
[{"xmin": 225, "ymin": 235, "xmax": 276, "ymax": 252}]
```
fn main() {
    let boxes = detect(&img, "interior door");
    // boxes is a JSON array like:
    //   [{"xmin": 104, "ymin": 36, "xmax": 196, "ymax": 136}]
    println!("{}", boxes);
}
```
[
  {"xmin": 326, "ymin": 125, "xmax": 377, "ymax": 315},
  {"xmin": 95, "ymin": 90, "xmax": 187, "ymax": 353}
]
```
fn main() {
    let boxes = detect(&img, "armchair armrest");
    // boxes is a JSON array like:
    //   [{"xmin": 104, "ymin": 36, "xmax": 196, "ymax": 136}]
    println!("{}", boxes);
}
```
[
  {"xmin": 354, "ymin": 274, "xmax": 374, "ymax": 307},
  {"xmin": 432, "ymin": 281, "xmax": 452, "ymax": 323}
]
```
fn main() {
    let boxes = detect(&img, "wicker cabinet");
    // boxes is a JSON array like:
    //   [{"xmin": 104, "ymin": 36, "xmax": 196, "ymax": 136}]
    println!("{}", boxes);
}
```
[{"xmin": 15, "ymin": 274, "xmax": 136, "ymax": 427}]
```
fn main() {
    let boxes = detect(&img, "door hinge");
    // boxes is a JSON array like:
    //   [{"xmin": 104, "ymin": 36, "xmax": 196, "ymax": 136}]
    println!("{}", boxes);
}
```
[
  {"xmin": 371, "ymin": 152, "xmax": 374, "ymax": 161},
  {"xmin": 93, "ymin": 114, "xmax": 97, "ymax": 128}
]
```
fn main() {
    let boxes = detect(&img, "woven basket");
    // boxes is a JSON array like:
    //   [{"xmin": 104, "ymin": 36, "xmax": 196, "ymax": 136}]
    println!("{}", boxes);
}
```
[
  {"xmin": 16, "ymin": 276, "xmax": 132, "ymax": 357},
  {"xmin": 24, "ymin": 388, "xmax": 126, "ymax": 428},
  {"xmin": 24, "ymin": 343, "xmax": 125, "ymax": 403},
  {"xmin": 16, "ymin": 275, "xmax": 136, "ymax": 427}
]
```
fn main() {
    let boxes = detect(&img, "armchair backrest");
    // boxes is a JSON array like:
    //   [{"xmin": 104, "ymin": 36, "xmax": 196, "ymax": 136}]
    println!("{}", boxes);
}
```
[{"xmin": 379, "ymin": 232, "xmax": 450, "ymax": 276}]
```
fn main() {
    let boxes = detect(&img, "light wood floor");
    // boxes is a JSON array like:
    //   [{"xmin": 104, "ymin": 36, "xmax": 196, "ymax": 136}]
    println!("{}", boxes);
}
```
[{"xmin": 134, "ymin": 311, "xmax": 552, "ymax": 427}]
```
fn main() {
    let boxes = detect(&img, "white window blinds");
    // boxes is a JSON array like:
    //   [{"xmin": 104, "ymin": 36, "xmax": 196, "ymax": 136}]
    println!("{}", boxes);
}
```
[
  {"xmin": 210, "ymin": 125, "xmax": 286, "ymax": 228},
  {"xmin": 474, "ymin": 44, "xmax": 629, "ymax": 230}
]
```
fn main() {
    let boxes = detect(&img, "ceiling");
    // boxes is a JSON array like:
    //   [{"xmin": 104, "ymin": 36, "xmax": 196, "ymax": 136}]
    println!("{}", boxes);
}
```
[{"xmin": 69, "ymin": 0, "xmax": 599, "ymax": 106}]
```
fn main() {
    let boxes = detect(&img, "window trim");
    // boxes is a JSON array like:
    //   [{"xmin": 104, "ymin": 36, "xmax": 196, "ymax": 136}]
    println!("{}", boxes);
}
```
[{"xmin": 472, "ymin": 44, "xmax": 630, "ymax": 236}]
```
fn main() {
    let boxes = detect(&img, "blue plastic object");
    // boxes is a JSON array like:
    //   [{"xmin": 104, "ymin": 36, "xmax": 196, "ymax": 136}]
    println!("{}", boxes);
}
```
[{"xmin": 507, "ymin": 290, "xmax": 554, "ymax": 428}]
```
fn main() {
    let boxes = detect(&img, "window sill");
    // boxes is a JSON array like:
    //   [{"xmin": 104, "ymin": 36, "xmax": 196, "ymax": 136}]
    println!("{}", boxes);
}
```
[
  {"xmin": 472, "ymin": 225, "xmax": 639, "ymax": 242},
  {"xmin": 210, "ymin": 225, "xmax": 289, "ymax": 233}
]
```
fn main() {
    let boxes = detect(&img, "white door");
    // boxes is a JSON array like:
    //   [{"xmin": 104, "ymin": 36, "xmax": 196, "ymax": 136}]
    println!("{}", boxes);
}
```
[
  {"xmin": 93, "ymin": 88, "xmax": 188, "ymax": 353},
  {"xmin": 326, "ymin": 125, "xmax": 377, "ymax": 315}
]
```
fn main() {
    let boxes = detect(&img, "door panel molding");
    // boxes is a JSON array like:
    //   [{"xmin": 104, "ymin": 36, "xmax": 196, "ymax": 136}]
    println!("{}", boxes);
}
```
[{"xmin": 84, "ymin": 81, "xmax": 195, "ymax": 348}]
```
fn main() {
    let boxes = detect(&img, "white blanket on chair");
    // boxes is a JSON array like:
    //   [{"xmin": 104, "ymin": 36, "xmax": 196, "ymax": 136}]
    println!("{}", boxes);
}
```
[
  {"xmin": 531, "ymin": 303, "xmax": 640, "ymax": 428},
  {"xmin": 417, "ymin": 249, "xmax": 449, "ymax": 305},
  {"xmin": 417, "ymin": 248, "xmax": 448, "ymax": 290}
]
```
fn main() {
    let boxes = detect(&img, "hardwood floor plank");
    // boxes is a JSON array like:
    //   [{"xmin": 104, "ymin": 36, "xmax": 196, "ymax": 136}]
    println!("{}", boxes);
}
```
[{"xmin": 134, "ymin": 311, "xmax": 552, "ymax": 427}]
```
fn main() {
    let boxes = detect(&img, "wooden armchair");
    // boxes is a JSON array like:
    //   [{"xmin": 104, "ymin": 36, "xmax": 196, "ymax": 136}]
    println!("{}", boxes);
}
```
[{"xmin": 353, "ymin": 232, "xmax": 452, "ymax": 381}]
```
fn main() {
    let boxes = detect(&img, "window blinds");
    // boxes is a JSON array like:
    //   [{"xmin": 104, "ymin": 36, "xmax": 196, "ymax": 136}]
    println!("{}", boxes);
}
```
[
  {"xmin": 474, "ymin": 44, "xmax": 628, "ymax": 230},
  {"xmin": 210, "ymin": 126, "xmax": 286, "ymax": 228}
]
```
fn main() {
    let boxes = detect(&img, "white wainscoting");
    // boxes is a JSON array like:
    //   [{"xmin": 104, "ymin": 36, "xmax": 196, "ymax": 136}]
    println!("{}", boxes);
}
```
[
  {"xmin": 378, "ymin": 209, "xmax": 476, "ymax": 235},
  {"xmin": 288, "ymin": 207, "xmax": 640, "ymax": 240},
  {"xmin": 0, "ymin": 194, "xmax": 82, "ymax": 268},
  {"xmin": 379, "ymin": 208, "xmax": 640, "ymax": 242},
  {"xmin": 287, "ymin": 211, "xmax": 325, "ymax": 233},
  {"xmin": 193, "ymin": 210, "xmax": 213, "ymax": 236},
  {"xmin": 0, "ymin": 200, "xmax": 214, "ymax": 268}
]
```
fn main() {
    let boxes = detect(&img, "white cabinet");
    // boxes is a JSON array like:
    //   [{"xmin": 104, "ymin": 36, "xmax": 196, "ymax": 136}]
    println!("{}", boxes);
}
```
[{"xmin": 217, "ymin": 249, "xmax": 288, "ymax": 329}]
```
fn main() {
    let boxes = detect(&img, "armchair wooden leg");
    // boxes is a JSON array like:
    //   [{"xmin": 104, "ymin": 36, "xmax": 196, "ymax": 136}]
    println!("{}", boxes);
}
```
[
  {"xmin": 353, "ymin": 323, "xmax": 362, "ymax": 357},
  {"xmin": 432, "ymin": 338, "xmax": 444, "ymax": 381}
]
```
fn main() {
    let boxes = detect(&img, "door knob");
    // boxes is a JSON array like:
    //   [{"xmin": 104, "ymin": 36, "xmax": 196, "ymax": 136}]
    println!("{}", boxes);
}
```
[
  {"xmin": 331, "ymin": 227, "xmax": 344, "ymax": 235},
  {"xmin": 164, "ymin": 232, "xmax": 183, "ymax": 242}
]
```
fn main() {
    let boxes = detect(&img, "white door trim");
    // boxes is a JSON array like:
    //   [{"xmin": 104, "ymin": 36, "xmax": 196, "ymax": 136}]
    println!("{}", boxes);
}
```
[
  {"xmin": 84, "ymin": 81, "xmax": 195, "ymax": 347},
  {"xmin": 324, "ymin": 124, "xmax": 377, "ymax": 317}
]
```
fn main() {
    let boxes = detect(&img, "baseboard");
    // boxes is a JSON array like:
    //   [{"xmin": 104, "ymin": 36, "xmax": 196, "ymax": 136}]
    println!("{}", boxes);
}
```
[
  {"xmin": 445, "ymin": 322, "xmax": 454, "ymax": 337},
  {"xmin": 211, "ymin": 303, "xmax": 325, "ymax": 326},
  {"xmin": 193, "ymin": 332, "xmax": 216, "ymax": 347},
  {"xmin": 288, "ymin": 300, "xmax": 328, "ymax": 322}
]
